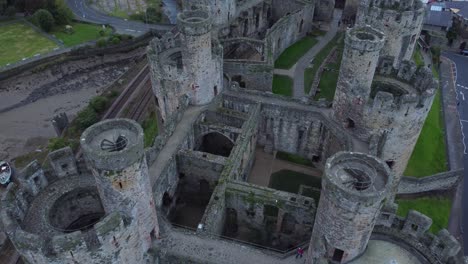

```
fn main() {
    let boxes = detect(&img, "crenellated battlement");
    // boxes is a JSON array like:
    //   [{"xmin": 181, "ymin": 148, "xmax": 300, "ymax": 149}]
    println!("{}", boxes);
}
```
[
  {"xmin": 368, "ymin": 0, "xmax": 422, "ymax": 12},
  {"xmin": 0, "ymin": 141, "xmax": 154, "ymax": 264},
  {"xmin": 345, "ymin": 25, "xmax": 386, "ymax": 52},
  {"xmin": 365, "ymin": 5, "xmax": 425, "ymax": 33},
  {"xmin": 2, "ymin": 202, "xmax": 141, "ymax": 263},
  {"xmin": 177, "ymin": 9, "xmax": 213, "ymax": 36},
  {"xmin": 370, "ymin": 59, "xmax": 438, "ymax": 112},
  {"xmin": 375, "ymin": 203, "xmax": 461, "ymax": 263}
]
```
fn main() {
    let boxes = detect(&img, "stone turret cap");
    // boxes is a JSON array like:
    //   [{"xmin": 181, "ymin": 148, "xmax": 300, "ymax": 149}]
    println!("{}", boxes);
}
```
[
  {"xmin": 177, "ymin": 9, "xmax": 212, "ymax": 36},
  {"xmin": 324, "ymin": 151, "xmax": 393, "ymax": 203},
  {"xmin": 346, "ymin": 25, "xmax": 386, "ymax": 52},
  {"xmin": 80, "ymin": 119, "xmax": 144, "ymax": 171}
]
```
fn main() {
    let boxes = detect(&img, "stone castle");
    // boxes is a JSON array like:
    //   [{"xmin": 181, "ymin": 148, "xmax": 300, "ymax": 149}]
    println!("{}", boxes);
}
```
[{"xmin": 0, "ymin": 0, "xmax": 464, "ymax": 263}]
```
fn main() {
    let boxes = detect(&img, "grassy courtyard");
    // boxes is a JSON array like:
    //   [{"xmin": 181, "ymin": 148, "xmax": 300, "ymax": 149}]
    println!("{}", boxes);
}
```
[
  {"xmin": 274, "ymin": 36, "xmax": 318, "ymax": 69},
  {"xmin": 404, "ymin": 90, "xmax": 447, "ymax": 177},
  {"xmin": 396, "ymin": 197, "xmax": 451, "ymax": 233},
  {"xmin": 0, "ymin": 22, "xmax": 58, "ymax": 67},
  {"xmin": 269, "ymin": 169, "xmax": 321, "ymax": 201},
  {"xmin": 272, "ymin": 75, "xmax": 293, "ymax": 97},
  {"xmin": 52, "ymin": 22, "xmax": 111, "ymax": 47},
  {"xmin": 305, "ymin": 33, "xmax": 344, "ymax": 95}
]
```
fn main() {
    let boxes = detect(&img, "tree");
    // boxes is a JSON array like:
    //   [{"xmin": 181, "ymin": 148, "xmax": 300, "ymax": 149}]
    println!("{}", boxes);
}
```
[
  {"xmin": 446, "ymin": 28, "xmax": 457, "ymax": 46},
  {"xmin": 76, "ymin": 106, "xmax": 98, "ymax": 130},
  {"xmin": 49, "ymin": 0, "xmax": 73, "ymax": 25},
  {"xmin": 145, "ymin": 7, "xmax": 161, "ymax": 23},
  {"xmin": 33, "ymin": 9, "xmax": 55, "ymax": 32},
  {"xmin": 89, "ymin": 96, "xmax": 109, "ymax": 114},
  {"xmin": 5, "ymin": 5, "xmax": 16, "ymax": 17},
  {"xmin": 0, "ymin": 0, "xmax": 7, "ymax": 14},
  {"xmin": 460, "ymin": 41, "xmax": 467, "ymax": 51}
]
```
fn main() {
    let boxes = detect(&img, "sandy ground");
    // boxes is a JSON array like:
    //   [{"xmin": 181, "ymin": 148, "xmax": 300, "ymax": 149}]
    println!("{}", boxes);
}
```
[
  {"xmin": 0, "ymin": 56, "xmax": 144, "ymax": 160},
  {"xmin": 0, "ymin": 83, "xmax": 105, "ymax": 160}
]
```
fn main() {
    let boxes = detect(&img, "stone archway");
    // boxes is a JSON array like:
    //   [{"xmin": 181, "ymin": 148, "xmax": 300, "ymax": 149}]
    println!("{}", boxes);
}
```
[{"xmin": 196, "ymin": 132, "xmax": 235, "ymax": 157}]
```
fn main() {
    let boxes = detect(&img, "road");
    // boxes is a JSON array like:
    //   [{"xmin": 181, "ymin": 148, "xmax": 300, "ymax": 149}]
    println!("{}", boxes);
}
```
[
  {"xmin": 442, "ymin": 50, "xmax": 468, "ymax": 256},
  {"xmin": 66, "ymin": 0, "xmax": 174, "ymax": 36}
]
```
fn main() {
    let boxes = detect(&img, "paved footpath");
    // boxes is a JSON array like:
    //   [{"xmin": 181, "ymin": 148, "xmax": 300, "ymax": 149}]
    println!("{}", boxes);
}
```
[
  {"xmin": 292, "ymin": 9, "xmax": 341, "ymax": 98},
  {"xmin": 273, "ymin": 9, "xmax": 341, "ymax": 98}
]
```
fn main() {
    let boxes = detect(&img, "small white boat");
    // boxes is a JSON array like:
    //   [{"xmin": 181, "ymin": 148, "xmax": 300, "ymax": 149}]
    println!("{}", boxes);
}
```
[{"xmin": 0, "ymin": 161, "xmax": 12, "ymax": 185}]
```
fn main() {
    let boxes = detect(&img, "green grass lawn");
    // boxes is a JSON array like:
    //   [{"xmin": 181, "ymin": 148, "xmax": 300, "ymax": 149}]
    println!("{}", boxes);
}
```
[
  {"xmin": 396, "ymin": 197, "xmax": 451, "ymax": 233},
  {"xmin": 404, "ymin": 90, "xmax": 447, "ymax": 177},
  {"xmin": 276, "ymin": 151, "xmax": 314, "ymax": 167},
  {"xmin": 413, "ymin": 46, "xmax": 425, "ymax": 68},
  {"xmin": 314, "ymin": 70, "xmax": 339, "ymax": 101},
  {"xmin": 274, "ymin": 36, "xmax": 318, "ymax": 69},
  {"xmin": 269, "ymin": 169, "xmax": 321, "ymax": 201},
  {"xmin": 272, "ymin": 75, "xmax": 293, "ymax": 97},
  {"xmin": 52, "ymin": 23, "xmax": 111, "ymax": 47},
  {"xmin": 0, "ymin": 22, "xmax": 58, "ymax": 67},
  {"xmin": 304, "ymin": 33, "xmax": 344, "ymax": 94},
  {"xmin": 142, "ymin": 111, "xmax": 159, "ymax": 147}
]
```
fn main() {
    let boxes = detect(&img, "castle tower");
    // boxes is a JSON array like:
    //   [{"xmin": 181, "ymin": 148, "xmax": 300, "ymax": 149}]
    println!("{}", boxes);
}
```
[
  {"xmin": 307, "ymin": 152, "xmax": 393, "ymax": 263},
  {"xmin": 81, "ymin": 119, "xmax": 159, "ymax": 250},
  {"xmin": 178, "ymin": 9, "xmax": 223, "ymax": 105},
  {"xmin": 357, "ymin": 0, "xmax": 425, "ymax": 68},
  {"xmin": 332, "ymin": 25, "xmax": 385, "ymax": 140}
]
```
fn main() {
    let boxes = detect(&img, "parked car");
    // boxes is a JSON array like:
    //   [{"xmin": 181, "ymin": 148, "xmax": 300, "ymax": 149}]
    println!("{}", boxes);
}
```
[{"xmin": 461, "ymin": 49, "xmax": 468, "ymax": 56}]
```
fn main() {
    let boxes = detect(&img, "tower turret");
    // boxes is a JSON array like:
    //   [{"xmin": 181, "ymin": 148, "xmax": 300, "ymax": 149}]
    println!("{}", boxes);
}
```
[
  {"xmin": 178, "ymin": 9, "xmax": 223, "ymax": 105},
  {"xmin": 357, "ymin": 0, "xmax": 425, "ymax": 68},
  {"xmin": 81, "ymin": 119, "xmax": 159, "ymax": 250},
  {"xmin": 307, "ymin": 152, "xmax": 393, "ymax": 263},
  {"xmin": 332, "ymin": 25, "xmax": 385, "ymax": 140}
]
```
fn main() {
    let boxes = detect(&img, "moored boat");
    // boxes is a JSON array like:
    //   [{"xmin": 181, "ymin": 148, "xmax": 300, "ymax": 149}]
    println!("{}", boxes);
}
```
[{"xmin": 0, "ymin": 161, "xmax": 12, "ymax": 186}]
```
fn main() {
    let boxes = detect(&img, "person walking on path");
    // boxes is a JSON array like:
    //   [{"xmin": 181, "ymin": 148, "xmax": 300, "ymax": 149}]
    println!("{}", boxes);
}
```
[{"xmin": 296, "ymin": 247, "xmax": 304, "ymax": 259}]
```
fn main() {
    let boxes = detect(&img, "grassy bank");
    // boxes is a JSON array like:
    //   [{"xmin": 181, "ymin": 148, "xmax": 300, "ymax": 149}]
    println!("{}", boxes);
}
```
[
  {"xmin": 272, "ymin": 75, "xmax": 293, "ymax": 97},
  {"xmin": 52, "ymin": 22, "xmax": 112, "ymax": 47},
  {"xmin": 396, "ymin": 197, "xmax": 451, "ymax": 233},
  {"xmin": 142, "ymin": 111, "xmax": 159, "ymax": 147},
  {"xmin": 0, "ymin": 22, "xmax": 58, "ymax": 67},
  {"xmin": 404, "ymin": 82, "xmax": 447, "ymax": 177},
  {"xmin": 304, "ymin": 33, "xmax": 344, "ymax": 95},
  {"xmin": 274, "ymin": 36, "xmax": 318, "ymax": 69}
]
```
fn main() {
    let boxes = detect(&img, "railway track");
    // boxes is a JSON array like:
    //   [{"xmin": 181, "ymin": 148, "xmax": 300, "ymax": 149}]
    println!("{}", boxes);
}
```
[
  {"xmin": 75, "ymin": 63, "xmax": 151, "ymax": 159},
  {"xmin": 104, "ymin": 64, "xmax": 150, "ymax": 119},
  {"xmin": 128, "ymin": 78, "xmax": 153, "ymax": 122}
]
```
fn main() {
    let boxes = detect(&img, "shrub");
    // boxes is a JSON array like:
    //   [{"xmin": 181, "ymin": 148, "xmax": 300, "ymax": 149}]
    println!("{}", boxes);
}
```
[
  {"xmin": 108, "ymin": 90, "xmax": 119, "ymax": 98},
  {"xmin": 48, "ymin": 137, "xmax": 69, "ymax": 151},
  {"xmin": 33, "ymin": 9, "xmax": 55, "ymax": 32},
  {"xmin": 110, "ymin": 36, "xmax": 121, "ymax": 45},
  {"xmin": 5, "ymin": 6, "xmax": 16, "ymax": 17},
  {"xmin": 76, "ymin": 106, "xmax": 98, "ymax": 129},
  {"xmin": 119, "ymin": 34, "xmax": 133, "ymax": 41},
  {"xmin": 99, "ymin": 29, "xmax": 106, "ymax": 36},
  {"xmin": 96, "ymin": 37, "xmax": 107, "ymax": 47},
  {"xmin": 89, "ymin": 96, "xmax": 109, "ymax": 113},
  {"xmin": 145, "ymin": 7, "xmax": 161, "ymax": 23},
  {"xmin": 53, "ymin": 3, "xmax": 73, "ymax": 25}
]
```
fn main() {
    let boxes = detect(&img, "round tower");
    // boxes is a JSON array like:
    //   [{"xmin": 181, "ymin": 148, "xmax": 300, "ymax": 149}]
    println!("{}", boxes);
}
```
[
  {"xmin": 332, "ymin": 26, "xmax": 385, "ymax": 140},
  {"xmin": 357, "ymin": 0, "xmax": 425, "ymax": 68},
  {"xmin": 178, "ymin": 9, "xmax": 222, "ymax": 105},
  {"xmin": 81, "ymin": 119, "xmax": 159, "ymax": 250},
  {"xmin": 307, "ymin": 152, "xmax": 393, "ymax": 263}
]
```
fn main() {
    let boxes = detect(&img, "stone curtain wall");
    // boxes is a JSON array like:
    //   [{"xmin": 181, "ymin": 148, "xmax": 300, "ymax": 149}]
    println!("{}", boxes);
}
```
[
  {"xmin": 266, "ymin": 2, "xmax": 314, "ymax": 61},
  {"xmin": 93, "ymin": 0, "xmax": 147, "ymax": 15},
  {"xmin": 374, "ymin": 203, "xmax": 462, "ymax": 263},
  {"xmin": 1, "ymin": 151, "xmax": 151, "ymax": 264}
]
